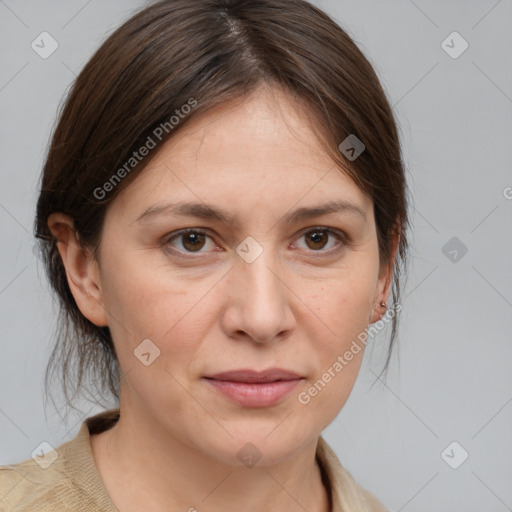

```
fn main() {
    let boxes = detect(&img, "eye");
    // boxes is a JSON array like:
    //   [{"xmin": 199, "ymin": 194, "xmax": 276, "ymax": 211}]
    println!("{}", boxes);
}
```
[
  {"xmin": 162, "ymin": 226, "xmax": 348, "ymax": 258},
  {"xmin": 293, "ymin": 227, "xmax": 347, "ymax": 255},
  {"xmin": 164, "ymin": 228, "xmax": 217, "ymax": 254}
]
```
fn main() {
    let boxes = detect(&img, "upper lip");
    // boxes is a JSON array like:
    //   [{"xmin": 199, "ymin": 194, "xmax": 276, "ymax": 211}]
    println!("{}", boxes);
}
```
[{"xmin": 205, "ymin": 368, "xmax": 302, "ymax": 383}]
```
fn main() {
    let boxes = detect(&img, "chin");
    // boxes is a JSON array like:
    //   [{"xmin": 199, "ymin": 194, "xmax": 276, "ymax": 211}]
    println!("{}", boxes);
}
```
[{"xmin": 196, "ymin": 423, "xmax": 314, "ymax": 468}]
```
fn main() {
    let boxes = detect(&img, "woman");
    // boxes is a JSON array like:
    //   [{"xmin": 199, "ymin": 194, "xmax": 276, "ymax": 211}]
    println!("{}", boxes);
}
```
[{"xmin": 0, "ymin": 0, "xmax": 409, "ymax": 510}]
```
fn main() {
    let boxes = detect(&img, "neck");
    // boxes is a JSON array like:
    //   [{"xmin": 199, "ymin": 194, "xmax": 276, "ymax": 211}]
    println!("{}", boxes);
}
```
[{"xmin": 91, "ymin": 404, "xmax": 330, "ymax": 512}]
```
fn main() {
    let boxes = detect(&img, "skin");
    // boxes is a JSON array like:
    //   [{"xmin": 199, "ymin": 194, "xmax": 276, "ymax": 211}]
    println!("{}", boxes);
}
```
[{"xmin": 49, "ymin": 85, "xmax": 398, "ymax": 512}]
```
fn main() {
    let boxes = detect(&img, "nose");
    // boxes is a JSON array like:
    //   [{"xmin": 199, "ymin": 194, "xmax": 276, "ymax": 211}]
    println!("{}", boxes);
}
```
[{"xmin": 220, "ymin": 247, "xmax": 296, "ymax": 344}]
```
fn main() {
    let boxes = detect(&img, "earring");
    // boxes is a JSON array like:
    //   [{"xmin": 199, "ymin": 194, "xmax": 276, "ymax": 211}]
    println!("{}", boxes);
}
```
[{"xmin": 380, "ymin": 301, "xmax": 386, "ymax": 308}]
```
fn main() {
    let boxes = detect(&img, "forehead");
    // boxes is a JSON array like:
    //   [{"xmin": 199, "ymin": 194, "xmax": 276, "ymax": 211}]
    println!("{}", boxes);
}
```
[{"xmin": 109, "ymin": 86, "xmax": 372, "ymax": 222}]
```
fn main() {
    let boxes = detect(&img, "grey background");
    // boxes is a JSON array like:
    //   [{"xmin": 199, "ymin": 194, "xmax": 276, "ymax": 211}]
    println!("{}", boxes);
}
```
[{"xmin": 1, "ymin": 1, "xmax": 511, "ymax": 510}]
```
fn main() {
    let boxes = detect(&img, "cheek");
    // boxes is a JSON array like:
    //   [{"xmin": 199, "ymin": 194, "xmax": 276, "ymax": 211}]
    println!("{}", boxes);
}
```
[
  {"xmin": 99, "ymin": 262, "xmax": 217, "ymax": 416},
  {"xmin": 296, "ymin": 259, "xmax": 378, "ymax": 413},
  {"xmin": 99, "ymin": 251, "xmax": 222, "ymax": 363},
  {"xmin": 305, "ymin": 259, "xmax": 378, "ymax": 347}
]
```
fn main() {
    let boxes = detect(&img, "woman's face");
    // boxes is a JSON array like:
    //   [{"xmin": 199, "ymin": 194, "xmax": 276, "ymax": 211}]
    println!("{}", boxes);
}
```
[{"xmin": 84, "ymin": 86, "xmax": 393, "ymax": 465}]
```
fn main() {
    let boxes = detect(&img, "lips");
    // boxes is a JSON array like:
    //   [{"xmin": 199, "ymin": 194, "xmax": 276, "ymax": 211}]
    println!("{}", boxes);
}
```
[
  {"xmin": 204, "ymin": 368, "xmax": 302, "ymax": 383},
  {"xmin": 203, "ymin": 369, "xmax": 303, "ymax": 407}
]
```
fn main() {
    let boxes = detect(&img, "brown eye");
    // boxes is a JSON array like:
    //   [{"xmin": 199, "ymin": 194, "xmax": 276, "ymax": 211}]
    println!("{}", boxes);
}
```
[
  {"xmin": 181, "ymin": 231, "xmax": 206, "ymax": 252},
  {"xmin": 165, "ymin": 229, "xmax": 215, "ymax": 254},
  {"xmin": 305, "ymin": 230, "xmax": 329, "ymax": 250},
  {"xmin": 295, "ymin": 227, "xmax": 346, "ymax": 255}
]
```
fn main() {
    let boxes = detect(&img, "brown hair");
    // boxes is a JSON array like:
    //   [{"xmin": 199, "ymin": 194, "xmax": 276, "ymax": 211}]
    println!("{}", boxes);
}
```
[{"xmin": 35, "ymin": 0, "xmax": 410, "ymax": 415}]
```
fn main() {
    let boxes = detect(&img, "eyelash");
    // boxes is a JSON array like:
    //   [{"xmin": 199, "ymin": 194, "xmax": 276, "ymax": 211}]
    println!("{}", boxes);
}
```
[{"xmin": 162, "ymin": 227, "xmax": 350, "ymax": 258}]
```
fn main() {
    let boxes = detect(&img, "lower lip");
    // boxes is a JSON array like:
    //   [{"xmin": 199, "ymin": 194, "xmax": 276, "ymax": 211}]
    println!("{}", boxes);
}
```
[{"xmin": 204, "ymin": 378, "xmax": 302, "ymax": 407}]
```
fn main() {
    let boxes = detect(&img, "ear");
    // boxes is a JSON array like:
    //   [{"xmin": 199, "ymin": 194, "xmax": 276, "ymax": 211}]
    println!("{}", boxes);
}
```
[
  {"xmin": 369, "ymin": 231, "xmax": 400, "ymax": 324},
  {"xmin": 47, "ymin": 213, "xmax": 108, "ymax": 327}
]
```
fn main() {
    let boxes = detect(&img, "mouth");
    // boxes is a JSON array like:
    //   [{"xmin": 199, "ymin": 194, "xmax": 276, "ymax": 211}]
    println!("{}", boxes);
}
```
[{"xmin": 203, "ymin": 368, "xmax": 304, "ymax": 407}]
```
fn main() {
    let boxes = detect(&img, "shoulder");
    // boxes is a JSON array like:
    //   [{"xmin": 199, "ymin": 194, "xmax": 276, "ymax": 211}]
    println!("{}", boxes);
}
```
[
  {"xmin": 0, "ymin": 454, "xmax": 76, "ymax": 511},
  {"xmin": 0, "ymin": 409, "xmax": 120, "ymax": 512}
]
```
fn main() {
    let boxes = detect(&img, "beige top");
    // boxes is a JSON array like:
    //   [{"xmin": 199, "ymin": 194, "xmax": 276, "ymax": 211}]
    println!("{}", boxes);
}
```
[{"xmin": 0, "ymin": 408, "xmax": 389, "ymax": 511}]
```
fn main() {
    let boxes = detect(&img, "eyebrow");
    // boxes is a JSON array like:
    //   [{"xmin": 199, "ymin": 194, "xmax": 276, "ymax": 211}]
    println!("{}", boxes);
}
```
[{"xmin": 135, "ymin": 199, "xmax": 367, "ymax": 225}]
